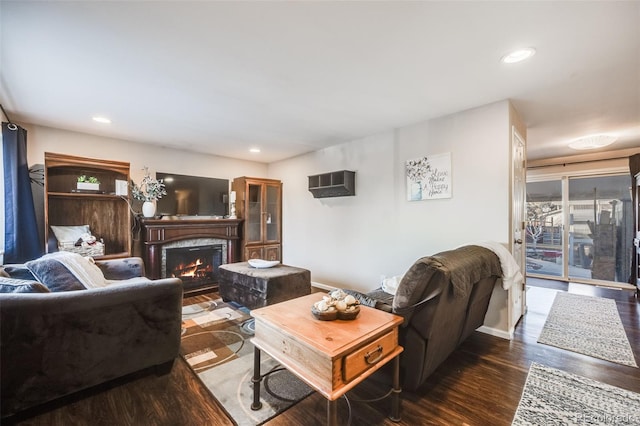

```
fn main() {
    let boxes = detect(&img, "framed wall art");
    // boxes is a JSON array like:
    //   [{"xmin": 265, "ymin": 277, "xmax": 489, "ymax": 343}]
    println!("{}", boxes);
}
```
[{"xmin": 406, "ymin": 152, "xmax": 451, "ymax": 201}]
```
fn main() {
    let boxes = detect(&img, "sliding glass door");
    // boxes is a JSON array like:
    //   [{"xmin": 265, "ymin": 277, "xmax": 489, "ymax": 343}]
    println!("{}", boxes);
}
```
[
  {"xmin": 568, "ymin": 175, "xmax": 633, "ymax": 283},
  {"xmin": 526, "ymin": 173, "xmax": 634, "ymax": 286},
  {"xmin": 526, "ymin": 180, "xmax": 563, "ymax": 277}
]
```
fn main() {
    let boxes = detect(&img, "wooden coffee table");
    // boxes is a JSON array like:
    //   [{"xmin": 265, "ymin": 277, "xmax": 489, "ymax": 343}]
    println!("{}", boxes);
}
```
[{"xmin": 250, "ymin": 293, "xmax": 404, "ymax": 425}]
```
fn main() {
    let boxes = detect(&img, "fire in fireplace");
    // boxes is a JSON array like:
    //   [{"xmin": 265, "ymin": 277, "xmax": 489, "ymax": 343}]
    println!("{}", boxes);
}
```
[{"xmin": 165, "ymin": 244, "xmax": 223, "ymax": 287}]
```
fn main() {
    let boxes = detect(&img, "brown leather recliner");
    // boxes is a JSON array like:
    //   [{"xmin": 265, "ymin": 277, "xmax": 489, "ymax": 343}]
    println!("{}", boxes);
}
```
[{"xmin": 355, "ymin": 245, "xmax": 503, "ymax": 391}]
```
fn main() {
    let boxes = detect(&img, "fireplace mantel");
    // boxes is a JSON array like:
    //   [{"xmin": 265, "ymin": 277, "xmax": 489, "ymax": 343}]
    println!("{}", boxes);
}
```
[{"xmin": 139, "ymin": 218, "xmax": 243, "ymax": 292}]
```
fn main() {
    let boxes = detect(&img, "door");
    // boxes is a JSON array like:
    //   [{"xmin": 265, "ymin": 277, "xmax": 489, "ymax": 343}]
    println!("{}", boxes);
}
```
[
  {"xmin": 635, "ymin": 173, "xmax": 640, "ymax": 292},
  {"xmin": 511, "ymin": 128, "xmax": 526, "ymax": 326},
  {"xmin": 567, "ymin": 174, "xmax": 633, "ymax": 284},
  {"xmin": 525, "ymin": 179, "xmax": 564, "ymax": 277}
]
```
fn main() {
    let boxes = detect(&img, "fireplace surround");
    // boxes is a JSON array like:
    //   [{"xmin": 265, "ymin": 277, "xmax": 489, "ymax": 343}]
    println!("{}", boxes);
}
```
[{"xmin": 138, "ymin": 218, "xmax": 242, "ymax": 294}]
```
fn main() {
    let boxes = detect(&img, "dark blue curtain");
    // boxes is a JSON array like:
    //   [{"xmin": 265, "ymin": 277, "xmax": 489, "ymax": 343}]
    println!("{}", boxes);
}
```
[{"xmin": 3, "ymin": 122, "xmax": 43, "ymax": 263}]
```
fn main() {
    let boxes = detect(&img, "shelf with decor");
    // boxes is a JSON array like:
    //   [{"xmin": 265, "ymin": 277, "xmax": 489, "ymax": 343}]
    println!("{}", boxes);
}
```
[
  {"xmin": 44, "ymin": 152, "xmax": 131, "ymax": 259},
  {"xmin": 308, "ymin": 170, "xmax": 355, "ymax": 198},
  {"xmin": 48, "ymin": 192, "xmax": 125, "ymax": 200}
]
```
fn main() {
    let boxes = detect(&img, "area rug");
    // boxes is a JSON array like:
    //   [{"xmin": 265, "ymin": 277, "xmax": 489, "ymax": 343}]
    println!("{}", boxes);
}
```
[
  {"xmin": 512, "ymin": 362, "xmax": 640, "ymax": 425},
  {"xmin": 181, "ymin": 297, "xmax": 313, "ymax": 425},
  {"xmin": 537, "ymin": 292, "xmax": 637, "ymax": 367}
]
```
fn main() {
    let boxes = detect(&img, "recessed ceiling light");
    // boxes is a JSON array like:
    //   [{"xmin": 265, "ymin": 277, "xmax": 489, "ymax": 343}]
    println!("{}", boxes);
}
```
[
  {"xmin": 92, "ymin": 116, "xmax": 111, "ymax": 124},
  {"xmin": 249, "ymin": 148, "xmax": 261, "ymax": 153},
  {"xmin": 568, "ymin": 134, "xmax": 617, "ymax": 150},
  {"xmin": 501, "ymin": 47, "xmax": 536, "ymax": 64}
]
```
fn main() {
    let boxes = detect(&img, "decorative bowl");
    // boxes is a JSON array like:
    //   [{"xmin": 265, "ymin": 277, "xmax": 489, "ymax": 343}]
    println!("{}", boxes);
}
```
[
  {"xmin": 248, "ymin": 259, "xmax": 280, "ymax": 269},
  {"xmin": 311, "ymin": 305, "xmax": 338, "ymax": 321},
  {"xmin": 337, "ymin": 305, "xmax": 360, "ymax": 321}
]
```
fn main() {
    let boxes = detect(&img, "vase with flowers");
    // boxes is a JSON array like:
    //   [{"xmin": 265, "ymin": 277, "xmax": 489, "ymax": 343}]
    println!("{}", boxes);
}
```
[{"xmin": 131, "ymin": 167, "xmax": 167, "ymax": 218}]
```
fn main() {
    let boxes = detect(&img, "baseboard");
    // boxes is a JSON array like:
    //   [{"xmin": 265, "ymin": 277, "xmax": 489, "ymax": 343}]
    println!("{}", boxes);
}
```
[
  {"xmin": 477, "ymin": 325, "xmax": 513, "ymax": 340},
  {"xmin": 311, "ymin": 281, "xmax": 335, "ymax": 291}
]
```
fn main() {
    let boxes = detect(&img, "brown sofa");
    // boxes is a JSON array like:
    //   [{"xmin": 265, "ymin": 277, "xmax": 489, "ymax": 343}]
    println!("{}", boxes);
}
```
[{"xmin": 351, "ymin": 245, "xmax": 503, "ymax": 391}]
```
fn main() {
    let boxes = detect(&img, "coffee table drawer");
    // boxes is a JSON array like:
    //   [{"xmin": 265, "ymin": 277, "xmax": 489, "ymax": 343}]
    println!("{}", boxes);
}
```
[{"xmin": 342, "ymin": 329, "xmax": 397, "ymax": 383}]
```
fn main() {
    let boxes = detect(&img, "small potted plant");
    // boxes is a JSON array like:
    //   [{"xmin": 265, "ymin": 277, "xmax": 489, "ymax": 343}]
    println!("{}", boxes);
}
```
[
  {"xmin": 77, "ymin": 175, "xmax": 100, "ymax": 191},
  {"xmin": 131, "ymin": 167, "xmax": 167, "ymax": 217}
]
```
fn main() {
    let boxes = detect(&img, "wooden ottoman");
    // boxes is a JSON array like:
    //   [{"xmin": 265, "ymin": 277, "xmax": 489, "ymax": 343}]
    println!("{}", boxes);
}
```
[{"xmin": 217, "ymin": 262, "xmax": 311, "ymax": 309}]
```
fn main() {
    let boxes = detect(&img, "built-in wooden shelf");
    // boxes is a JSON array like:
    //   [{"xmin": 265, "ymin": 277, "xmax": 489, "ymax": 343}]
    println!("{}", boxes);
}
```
[
  {"xmin": 48, "ymin": 192, "xmax": 125, "ymax": 200},
  {"xmin": 44, "ymin": 152, "xmax": 131, "ymax": 257}
]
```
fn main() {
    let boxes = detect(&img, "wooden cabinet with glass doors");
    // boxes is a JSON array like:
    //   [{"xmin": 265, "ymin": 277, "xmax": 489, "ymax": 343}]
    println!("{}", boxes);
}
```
[{"xmin": 232, "ymin": 177, "xmax": 282, "ymax": 261}]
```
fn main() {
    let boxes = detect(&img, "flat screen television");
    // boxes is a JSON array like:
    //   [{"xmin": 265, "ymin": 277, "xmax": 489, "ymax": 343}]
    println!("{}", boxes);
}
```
[{"xmin": 155, "ymin": 172, "xmax": 229, "ymax": 217}]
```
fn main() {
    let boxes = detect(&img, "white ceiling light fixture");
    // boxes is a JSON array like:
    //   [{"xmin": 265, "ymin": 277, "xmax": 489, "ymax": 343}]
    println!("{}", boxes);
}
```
[
  {"xmin": 92, "ymin": 116, "xmax": 111, "ymax": 124},
  {"xmin": 249, "ymin": 147, "xmax": 261, "ymax": 153},
  {"xmin": 568, "ymin": 134, "xmax": 618, "ymax": 150},
  {"xmin": 501, "ymin": 47, "xmax": 536, "ymax": 64}
]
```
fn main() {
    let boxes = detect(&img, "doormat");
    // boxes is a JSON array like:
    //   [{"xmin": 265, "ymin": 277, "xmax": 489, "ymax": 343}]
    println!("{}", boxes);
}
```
[
  {"xmin": 537, "ymin": 292, "xmax": 637, "ymax": 367},
  {"xmin": 181, "ymin": 297, "xmax": 314, "ymax": 425},
  {"xmin": 512, "ymin": 362, "xmax": 640, "ymax": 425}
]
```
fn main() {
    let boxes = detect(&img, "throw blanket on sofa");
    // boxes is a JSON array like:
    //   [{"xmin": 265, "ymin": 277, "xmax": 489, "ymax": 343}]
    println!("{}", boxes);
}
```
[{"xmin": 25, "ymin": 251, "xmax": 107, "ymax": 290}]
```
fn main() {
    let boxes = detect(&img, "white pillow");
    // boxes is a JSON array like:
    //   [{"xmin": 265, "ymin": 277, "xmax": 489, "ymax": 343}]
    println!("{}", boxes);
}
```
[
  {"xmin": 50, "ymin": 225, "xmax": 90, "ymax": 243},
  {"xmin": 382, "ymin": 274, "xmax": 404, "ymax": 295}
]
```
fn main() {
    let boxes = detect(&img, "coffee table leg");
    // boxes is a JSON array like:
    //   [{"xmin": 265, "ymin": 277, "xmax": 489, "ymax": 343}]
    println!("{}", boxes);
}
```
[
  {"xmin": 327, "ymin": 398, "xmax": 338, "ymax": 426},
  {"xmin": 389, "ymin": 355, "xmax": 402, "ymax": 422},
  {"xmin": 251, "ymin": 346, "xmax": 263, "ymax": 410}
]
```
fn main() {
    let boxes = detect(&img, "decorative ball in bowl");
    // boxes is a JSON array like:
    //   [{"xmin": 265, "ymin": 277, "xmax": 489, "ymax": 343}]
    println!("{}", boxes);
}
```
[
  {"xmin": 311, "ymin": 289, "xmax": 361, "ymax": 321},
  {"xmin": 337, "ymin": 304, "xmax": 360, "ymax": 320},
  {"xmin": 311, "ymin": 304, "xmax": 338, "ymax": 321}
]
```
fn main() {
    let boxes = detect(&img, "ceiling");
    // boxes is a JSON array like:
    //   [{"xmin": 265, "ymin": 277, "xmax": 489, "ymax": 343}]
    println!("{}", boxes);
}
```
[{"xmin": 1, "ymin": 1, "xmax": 639, "ymax": 164}]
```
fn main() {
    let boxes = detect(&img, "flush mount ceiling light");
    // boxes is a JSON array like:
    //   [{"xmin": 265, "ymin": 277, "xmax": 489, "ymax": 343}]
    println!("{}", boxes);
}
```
[
  {"xmin": 92, "ymin": 116, "xmax": 111, "ymax": 124},
  {"xmin": 249, "ymin": 147, "xmax": 261, "ymax": 153},
  {"xmin": 568, "ymin": 134, "xmax": 618, "ymax": 150},
  {"xmin": 501, "ymin": 47, "xmax": 536, "ymax": 64}
]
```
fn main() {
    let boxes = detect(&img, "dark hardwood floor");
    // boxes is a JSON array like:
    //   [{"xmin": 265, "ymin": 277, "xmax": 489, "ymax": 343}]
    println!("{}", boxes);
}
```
[{"xmin": 5, "ymin": 279, "xmax": 639, "ymax": 426}]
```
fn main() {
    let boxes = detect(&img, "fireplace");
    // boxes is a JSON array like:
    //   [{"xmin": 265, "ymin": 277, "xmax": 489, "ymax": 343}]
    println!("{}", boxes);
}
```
[
  {"xmin": 138, "ymin": 218, "xmax": 242, "ymax": 295},
  {"xmin": 165, "ymin": 244, "xmax": 223, "ymax": 287}
]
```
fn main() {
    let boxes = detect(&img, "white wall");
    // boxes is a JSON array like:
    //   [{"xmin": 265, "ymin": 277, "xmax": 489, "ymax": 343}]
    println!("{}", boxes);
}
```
[
  {"xmin": 23, "ymin": 124, "xmax": 268, "ymax": 249},
  {"xmin": 270, "ymin": 100, "xmax": 513, "ymax": 293},
  {"xmin": 21, "ymin": 100, "xmax": 514, "ymax": 295},
  {"xmin": 26, "ymin": 124, "xmax": 268, "ymax": 183}
]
